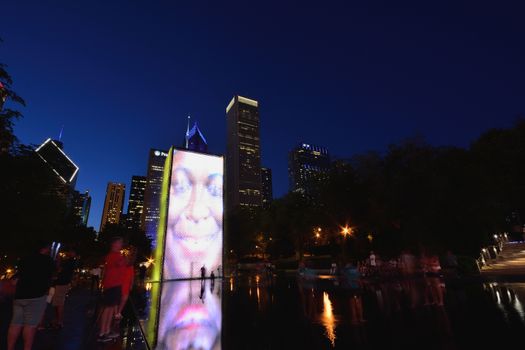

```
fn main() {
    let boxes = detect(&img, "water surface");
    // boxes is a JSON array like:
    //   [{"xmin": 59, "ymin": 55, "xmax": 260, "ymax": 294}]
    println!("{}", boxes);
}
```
[{"xmin": 135, "ymin": 276, "xmax": 525, "ymax": 349}]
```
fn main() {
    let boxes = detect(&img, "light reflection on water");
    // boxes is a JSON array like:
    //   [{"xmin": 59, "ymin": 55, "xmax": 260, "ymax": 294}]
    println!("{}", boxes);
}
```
[
  {"xmin": 136, "ymin": 276, "xmax": 525, "ymax": 349},
  {"xmin": 320, "ymin": 292, "xmax": 337, "ymax": 347},
  {"xmin": 485, "ymin": 282, "xmax": 525, "ymax": 323}
]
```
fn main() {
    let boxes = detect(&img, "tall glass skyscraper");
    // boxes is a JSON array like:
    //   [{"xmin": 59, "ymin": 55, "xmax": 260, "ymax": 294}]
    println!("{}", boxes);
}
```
[
  {"xmin": 100, "ymin": 182, "xmax": 125, "ymax": 232},
  {"xmin": 289, "ymin": 143, "xmax": 330, "ymax": 197},
  {"xmin": 142, "ymin": 149, "xmax": 168, "ymax": 244},
  {"xmin": 72, "ymin": 190, "xmax": 91, "ymax": 226},
  {"xmin": 226, "ymin": 95, "xmax": 262, "ymax": 209},
  {"xmin": 126, "ymin": 175, "xmax": 147, "ymax": 230}
]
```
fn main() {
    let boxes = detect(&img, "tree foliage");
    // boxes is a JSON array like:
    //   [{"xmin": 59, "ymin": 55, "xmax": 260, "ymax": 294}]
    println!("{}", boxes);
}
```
[{"xmin": 230, "ymin": 120, "xmax": 525, "ymax": 259}]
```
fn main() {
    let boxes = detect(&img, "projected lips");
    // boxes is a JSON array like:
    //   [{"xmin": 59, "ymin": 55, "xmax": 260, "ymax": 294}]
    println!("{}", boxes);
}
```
[
  {"xmin": 157, "ymin": 280, "xmax": 221, "ymax": 350},
  {"xmin": 164, "ymin": 150, "xmax": 223, "ymax": 280}
]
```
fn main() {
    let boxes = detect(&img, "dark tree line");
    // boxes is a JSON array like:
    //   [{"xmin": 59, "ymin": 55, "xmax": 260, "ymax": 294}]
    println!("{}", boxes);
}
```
[
  {"xmin": 0, "ymin": 41, "xmax": 100, "ymax": 267},
  {"xmin": 228, "ymin": 120, "xmax": 525, "ymax": 260}
]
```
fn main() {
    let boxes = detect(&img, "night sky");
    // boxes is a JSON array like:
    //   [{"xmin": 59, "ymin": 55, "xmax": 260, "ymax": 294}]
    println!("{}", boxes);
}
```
[{"xmin": 2, "ymin": 1, "xmax": 525, "ymax": 229}]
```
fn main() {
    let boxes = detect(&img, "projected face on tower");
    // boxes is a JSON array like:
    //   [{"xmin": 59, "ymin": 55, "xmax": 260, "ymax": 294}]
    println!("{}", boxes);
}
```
[
  {"xmin": 164, "ymin": 150, "xmax": 223, "ymax": 280},
  {"xmin": 156, "ymin": 280, "xmax": 221, "ymax": 350}
]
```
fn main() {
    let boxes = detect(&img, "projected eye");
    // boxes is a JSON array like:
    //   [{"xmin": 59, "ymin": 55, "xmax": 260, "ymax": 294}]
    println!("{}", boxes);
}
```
[
  {"xmin": 172, "ymin": 171, "xmax": 191, "ymax": 195},
  {"xmin": 207, "ymin": 176, "xmax": 223, "ymax": 197}
]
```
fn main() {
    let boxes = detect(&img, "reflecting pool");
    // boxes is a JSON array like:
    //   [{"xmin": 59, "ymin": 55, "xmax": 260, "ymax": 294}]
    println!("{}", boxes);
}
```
[{"xmin": 134, "ymin": 277, "xmax": 525, "ymax": 349}]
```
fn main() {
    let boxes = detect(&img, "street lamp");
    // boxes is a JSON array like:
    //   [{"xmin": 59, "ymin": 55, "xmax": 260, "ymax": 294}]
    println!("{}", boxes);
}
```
[
  {"xmin": 341, "ymin": 226, "xmax": 352, "ymax": 236},
  {"xmin": 340, "ymin": 225, "xmax": 352, "ymax": 262}
]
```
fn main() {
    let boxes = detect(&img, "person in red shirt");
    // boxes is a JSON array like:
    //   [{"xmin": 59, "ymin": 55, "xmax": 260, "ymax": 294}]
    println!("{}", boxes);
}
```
[
  {"xmin": 116, "ymin": 248, "xmax": 136, "ymax": 319},
  {"xmin": 98, "ymin": 237, "xmax": 125, "ymax": 342}
]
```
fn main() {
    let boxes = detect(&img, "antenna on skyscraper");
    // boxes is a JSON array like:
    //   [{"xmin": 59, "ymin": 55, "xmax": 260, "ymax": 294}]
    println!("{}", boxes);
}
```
[
  {"xmin": 185, "ymin": 115, "xmax": 191, "ymax": 148},
  {"xmin": 58, "ymin": 125, "xmax": 64, "ymax": 141}
]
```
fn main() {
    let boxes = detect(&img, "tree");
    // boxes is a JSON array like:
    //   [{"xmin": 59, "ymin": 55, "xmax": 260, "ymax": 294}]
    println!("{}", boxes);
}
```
[
  {"xmin": 0, "ymin": 38, "xmax": 25, "ymax": 154},
  {"xmin": 0, "ymin": 146, "xmax": 69, "ymax": 257}
]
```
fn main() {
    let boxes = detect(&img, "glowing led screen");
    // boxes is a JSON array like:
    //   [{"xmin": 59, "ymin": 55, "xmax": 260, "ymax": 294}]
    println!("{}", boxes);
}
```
[
  {"xmin": 156, "ymin": 280, "xmax": 222, "ymax": 350},
  {"xmin": 160, "ymin": 148, "xmax": 223, "ymax": 281}
]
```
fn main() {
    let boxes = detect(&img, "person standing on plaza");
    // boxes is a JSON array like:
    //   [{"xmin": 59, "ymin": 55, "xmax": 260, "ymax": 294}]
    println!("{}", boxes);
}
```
[
  {"xmin": 369, "ymin": 251, "xmax": 377, "ymax": 268},
  {"xmin": 98, "ymin": 237, "xmax": 125, "ymax": 342},
  {"xmin": 51, "ymin": 249, "xmax": 77, "ymax": 329},
  {"xmin": 90, "ymin": 265, "xmax": 102, "ymax": 294},
  {"xmin": 116, "ymin": 248, "xmax": 136, "ymax": 319},
  {"xmin": 369, "ymin": 251, "xmax": 378, "ymax": 276},
  {"xmin": 330, "ymin": 261, "xmax": 337, "ymax": 275},
  {"xmin": 7, "ymin": 241, "xmax": 55, "ymax": 350}
]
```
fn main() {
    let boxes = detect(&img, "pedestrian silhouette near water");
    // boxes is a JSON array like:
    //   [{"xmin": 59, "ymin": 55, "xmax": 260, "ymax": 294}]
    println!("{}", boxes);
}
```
[
  {"xmin": 199, "ymin": 282, "xmax": 206, "ymax": 302},
  {"xmin": 90, "ymin": 266, "xmax": 101, "ymax": 294},
  {"xmin": 200, "ymin": 265, "xmax": 206, "ymax": 280},
  {"xmin": 330, "ymin": 262, "xmax": 337, "ymax": 275},
  {"xmin": 51, "ymin": 249, "xmax": 77, "ymax": 329},
  {"xmin": 210, "ymin": 272, "xmax": 216, "ymax": 292}
]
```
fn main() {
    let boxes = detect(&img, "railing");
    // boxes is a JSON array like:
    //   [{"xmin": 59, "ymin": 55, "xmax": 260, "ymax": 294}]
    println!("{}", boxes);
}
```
[{"xmin": 477, "ymin": 233, "xmax": 508, "ymax": 269}]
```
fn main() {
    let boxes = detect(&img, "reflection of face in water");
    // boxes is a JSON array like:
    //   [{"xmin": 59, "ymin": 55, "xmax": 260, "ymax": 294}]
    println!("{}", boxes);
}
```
[
  {"xmin": 164, "ymin": 151, "xmax": 223, "ymax": 280},
  {"xmin": 157, "ymin": 281, "xmax": 221, "ymax": 350}
]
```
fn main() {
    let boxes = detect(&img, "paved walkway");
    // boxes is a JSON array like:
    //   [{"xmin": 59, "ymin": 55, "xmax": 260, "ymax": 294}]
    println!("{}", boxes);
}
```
[
  {"xmin": 1, "ymin": 285, "xmax": 146, "ymax": 350},
  {"xmin": 481, "ymin": 242, "xmax": 525, "ymax": 276}
]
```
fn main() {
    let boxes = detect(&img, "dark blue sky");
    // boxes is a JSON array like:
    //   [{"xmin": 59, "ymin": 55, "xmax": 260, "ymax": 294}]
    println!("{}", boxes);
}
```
[{"xmin": 2, "ymin": 1, "xmax": 524, "ymax": 229}]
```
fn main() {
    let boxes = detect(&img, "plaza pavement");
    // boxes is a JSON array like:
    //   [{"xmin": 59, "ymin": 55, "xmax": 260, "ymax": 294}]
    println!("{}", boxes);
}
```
[{"xmin": 481, "ymin": 242, "xmax": 525, "ymax": 276}]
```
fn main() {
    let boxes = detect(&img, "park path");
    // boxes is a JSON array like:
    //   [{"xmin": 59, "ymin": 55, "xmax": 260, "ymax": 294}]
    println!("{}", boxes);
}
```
[
  {"xmin": 1, "ymin": 284, "xmax": 145, "ymax": 350},
  {"xmin": 481, "ymin": 242, "xmax": 525, "ymax": 276}
]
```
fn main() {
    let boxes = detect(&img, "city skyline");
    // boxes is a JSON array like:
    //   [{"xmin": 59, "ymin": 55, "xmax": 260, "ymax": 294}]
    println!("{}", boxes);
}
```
[{"xmin": 3, "ymin": 1, "xmax": 525, "ymax": 228}]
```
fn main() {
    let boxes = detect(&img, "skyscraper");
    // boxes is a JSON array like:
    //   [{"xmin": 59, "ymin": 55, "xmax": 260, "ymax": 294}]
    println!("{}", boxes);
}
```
[
  {"xmin": 184, "ymin": 117, "xmax": 208, "ymax": 153},
  {"xmin": 72, "ymin": 190, "xmax": 91, "ymax": 226},
  {"xmin": 35, "ymin": 138, "xmax": 79, "ymax": 187},
  {"xmin": 289, "ymin": 143, "xmax": 330, "ymax": 197},
  {"xmin": 100, "ymin": 182, "xmax": 125, "ymax": 232},
  {"xmin": 142, "ymin": 149, "xmax": 168, "ymax": 243},
  {"xmin": 126, "ymin": 175, "xmax": 147, "ymax": 230},
  {"xmin": 226, "ymin": 95, "xmax": 262, "ymax": 209},
  {"xmin": 261, "ymin": 167, "xmax": 273, "ymax": 209},
  {"xmin": 35, "ymin": 138, "xmax": 79, "ymax": 205}
]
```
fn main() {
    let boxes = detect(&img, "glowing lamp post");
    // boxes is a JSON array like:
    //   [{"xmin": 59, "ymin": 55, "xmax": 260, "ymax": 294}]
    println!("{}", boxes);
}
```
[
  {"xmin": 314, "ymin": 227, "xmax": 322, "ymax": 243},
  {"xmin": 340, "ymin": 225, "xmax": 353, "ymax": 261}
]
